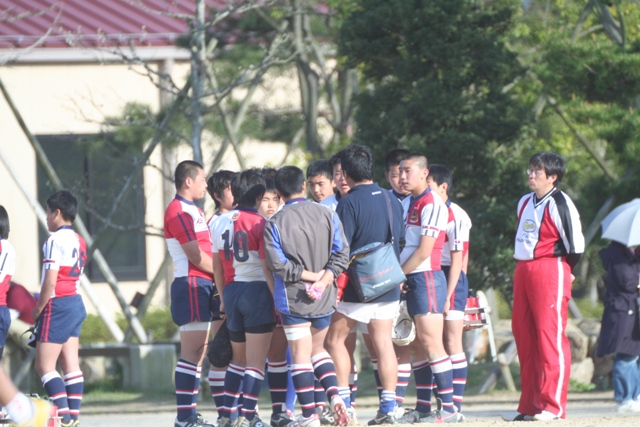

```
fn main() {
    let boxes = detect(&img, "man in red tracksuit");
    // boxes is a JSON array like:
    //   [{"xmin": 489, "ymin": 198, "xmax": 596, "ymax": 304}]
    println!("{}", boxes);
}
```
[{"xmin": 506, "ymin": 152, "xmax": 585, "ymax": 422}]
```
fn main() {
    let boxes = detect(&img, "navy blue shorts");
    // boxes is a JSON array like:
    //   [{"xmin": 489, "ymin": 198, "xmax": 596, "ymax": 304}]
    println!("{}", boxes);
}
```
[
  {"xmin": 405, "ymin": 270, "xmax": 447, "ymax": 316},
  {"xmin": 279, "ymin": 311, "xmax": 332, "ymax": 331},
  {"xmin": 0, "ymin": 305, "xmax": 9, "ymax": 348},
  {"xmin": 441, "ymin": 266, "xmax": 468, "ymax": 313},
  {"xmin": 170, "ymin": 276, "xmax": 216, "ymax": 327},
  {"xmin": 223, "ymin": 281, "xmax": 275, "ymax": 341},
  {"xmin": 36, "ymin": 295, "xmax": 86, "ymax": 344}
]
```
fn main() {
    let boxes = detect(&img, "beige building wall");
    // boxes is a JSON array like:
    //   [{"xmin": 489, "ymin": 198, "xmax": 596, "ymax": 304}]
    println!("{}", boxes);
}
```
[{"xmin": 0, "ymin": 59, "xmax": 292, "ymax": 318}]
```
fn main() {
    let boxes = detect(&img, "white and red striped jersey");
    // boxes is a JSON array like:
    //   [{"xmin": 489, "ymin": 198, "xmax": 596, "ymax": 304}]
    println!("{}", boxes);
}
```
[
  {"xmin": 514, "ymin": 188, "xmax": 584, "ymax": 261},
  {"xmin": 0, "ymin": 238, "xmax": 16, "ymax": 305},
  {"xmin": 211, "ymin": 207, "xmax": 266, "ymax": 283},
  {"xmin": 164, "ymin": 195, "xmax": 213, "ymax": 280},
  {"xmin": 208, "ymin": 212, "xmax": 234, "ymax": 285},
  {"xmin": 400, "ymin": 189, "xmax": 448, "ymax": 273},
  {"xmin": 441, "ymin": 201, "xmax": 472, "ymax": 267},
  {"xmin": 41, "ymin": 226, "xmax": 87, "ymax": 298}
]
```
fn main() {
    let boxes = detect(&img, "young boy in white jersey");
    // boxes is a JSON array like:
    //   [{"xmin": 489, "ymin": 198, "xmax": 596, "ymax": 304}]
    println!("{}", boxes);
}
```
[
  {"xmin": 33, "ymin": 190, "xmax": 87, "ymax": 427},
  {"xmin": 206, "ymin": 170, "xmax": 238, "ymax": 421},
  {"xmin": 213, "ymin": 169, "xmax": 275, "ymax": 427},
  {"xmin": 397, "ymin": 154, "xmax": 460, "ymax": 423},
  {"xmin": 426, "ymin": 165, "xmax": 472, "ymax": 419}
]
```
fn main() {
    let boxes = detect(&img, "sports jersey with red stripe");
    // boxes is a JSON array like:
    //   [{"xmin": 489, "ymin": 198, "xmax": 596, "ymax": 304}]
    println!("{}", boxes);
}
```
[
  {"xmin": 0, "ymin": 238, "xmax": 16, "ymax": 305},
  {"xmin": 211, "ymin": 208, "xmax": 267, "ymax": 282},
  {"xmin": 41, "ymin": 226, "xmax": 87, "ymax": 297},
  {"xmin": 440, "ymin": 201, "xmax": 471, "ymax": 267},
  {"xmin": 400, "ymin": 188, "xmax": 448, "ymax": 273},
  {"xmin": 164, "ymin": 195, "xmax": 213, "ymax": 280},
  {"xmin": 209, "ymin": 212, "xmax": 235, "ymax": 285},
  {"xmin": 514, "ymin": 188, "xmax": 585, "ymax": 261}
]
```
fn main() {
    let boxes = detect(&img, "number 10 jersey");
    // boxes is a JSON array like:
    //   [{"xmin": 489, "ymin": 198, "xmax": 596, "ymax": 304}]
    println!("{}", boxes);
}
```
[{"xmin": 210, "ymin": 207, "xmax": 267, "ymax": 283}]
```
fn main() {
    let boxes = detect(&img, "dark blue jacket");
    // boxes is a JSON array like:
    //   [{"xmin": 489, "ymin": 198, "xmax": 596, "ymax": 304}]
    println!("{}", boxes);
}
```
[
  {"xmin": 597, "ymin": 242, "xmax": 640, "ymax": 356},
  {"xmin": 336, "ymin": 183, "xmax": 405, "ymax": 303}
]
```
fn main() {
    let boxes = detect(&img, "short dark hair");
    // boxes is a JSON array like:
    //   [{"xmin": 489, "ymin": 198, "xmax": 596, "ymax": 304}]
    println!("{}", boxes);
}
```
[
  {"xmin": 427, "ymin": 164, "xmax": 453, "ymax": 194},
  {"xmin": 0, "ymin": 205, "xmax": 9, "ymax": 240},
  {"xmin": 385, "ymin": 149, "xmax": 410, "ymax": 171},
  {"xmin": 207, "ymin": 170, "xmax": 237, "ymax": 209},
  {"xmin": 340, "ymin": 144, "xmax": 374, "ymax": 183},
  {"xmin": 174, "ymin": 160, "xmax": 204, "ymax": 191},
  {"xmin": 401, "ymin": 152, "xmax": 428, "ymax": 170},
  {"xmin": 260, "ymin": 167, "xmax": 277, "ymax": 180},
  {"xmin": 307, "ymin": 159, "xmax": 333, "ymax": 180},
  {"xmin": 232, "ymin": 168, "xmax": 266, "ymax": 207},
  {"xmin": 46, "ymin": 190, "xmax": 78, "ymax": 222},
  {"xmin": 529, "ymin": 151, "xmax": 566, "ymax": 185},
  {"xmin": 275, "ymin": 166, "xmax": 306, "ymax": 198},
  {"xmin": 329, "ymin": 151, "xmax": 343, "ymax": 169}
]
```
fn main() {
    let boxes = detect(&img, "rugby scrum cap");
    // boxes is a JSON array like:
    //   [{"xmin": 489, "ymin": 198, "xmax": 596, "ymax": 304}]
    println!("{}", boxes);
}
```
[{"xmin": 392, "ymin": 301, "xmax": 415, "ymax": 346}]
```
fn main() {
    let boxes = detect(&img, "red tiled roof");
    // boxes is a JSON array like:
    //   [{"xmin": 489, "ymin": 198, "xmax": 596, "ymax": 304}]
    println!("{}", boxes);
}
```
[{"xmin": 0, "ymin": 0, "xmax": 225, "ymax": 49}]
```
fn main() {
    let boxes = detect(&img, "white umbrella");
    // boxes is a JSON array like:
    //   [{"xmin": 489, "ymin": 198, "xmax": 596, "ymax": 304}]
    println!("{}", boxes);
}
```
[{"xmin": 601, "ymin": 198, "xmax": 640, "ymax": 247}]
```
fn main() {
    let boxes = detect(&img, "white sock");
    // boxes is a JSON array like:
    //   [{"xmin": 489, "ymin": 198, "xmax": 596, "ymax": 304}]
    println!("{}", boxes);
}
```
[{"xmin": 6, "ymin": 392, "xmax": 33, "ymax": 424}]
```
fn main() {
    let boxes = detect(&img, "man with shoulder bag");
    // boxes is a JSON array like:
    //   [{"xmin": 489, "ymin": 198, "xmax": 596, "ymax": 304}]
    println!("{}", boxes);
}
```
[{"xmin": 325, "ymin": 144, "xmax": 405, "ymax": 425}]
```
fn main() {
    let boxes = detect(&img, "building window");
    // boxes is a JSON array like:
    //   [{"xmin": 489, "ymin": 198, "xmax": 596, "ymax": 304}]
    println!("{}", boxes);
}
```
[{"xmin": 37, "ymin": 134, "xmax": 147, "ymax": 282}]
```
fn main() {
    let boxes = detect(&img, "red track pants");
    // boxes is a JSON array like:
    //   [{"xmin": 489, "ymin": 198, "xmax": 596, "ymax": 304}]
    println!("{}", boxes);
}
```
[{"xmin": 512, "ymin": 257, "xmax": 571, "ymax": 418}]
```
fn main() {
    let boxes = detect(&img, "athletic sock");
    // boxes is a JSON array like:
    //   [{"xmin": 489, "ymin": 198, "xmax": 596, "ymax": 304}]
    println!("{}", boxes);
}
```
[
  {"xmin": 413, "ymin": 359, "xmax": 433, "ymax": 413},
  {"xmin": 380, "ymin": 390, "xmax": 396, "ymax": 415},
  {"xmin": 241, "ymin": 367, "xmax": 264, "ymax": 421},
  {"xmin": 451, "ymin": 353, "xmax": 468, "ymax": 413},
  {"xmin": 430, "ymin": 356, "xmax": 454, "ymax": 413},
  {"xmin": 396, "ymin": 363, "xmax": 411, "ymax": 408},
  {"xmin": 267, "ymin": 360, "xmax": 289, "ymax": 415},
  {"xmin": 314, "ymin": 380, "xmax": 326, "ymax": 410},
  {"xmin": 209, "ymin": 368, "xmax": 226, "ymax": 417},
  {"xmin": 64, "ymin": 371, "xmax": 84, "ymax": 421},
  {"xmin": 42, "ymin": 372, "xmax": 71, "ymax": 423},
  {"xmin": 291, "ymin": 363, "xmax": 316, "ymax": 418},
  {"xmin": 371, "ymin": 358, "xmax": 382, "ymax": 399},
  {"xmin": 311, "ymin": 352, "xmax": 339, "ymax": 400},
  {"xmin": 175, "ymin": 360, "xmax": 198, "ymax": 421},
  {"xmin": 349, "ymin": 365, "xmax": 358, "ymax": 406},
  {"xmin": 338, "ymin": 386, "xmax": 351, "ymax": 409},
  {"xmin": 5, "ymin": 392, "xmax": 32, "ymax": 425},
  {"xmin": 222, "ymin": 363, "xmax": 245, "ymax": 420}
]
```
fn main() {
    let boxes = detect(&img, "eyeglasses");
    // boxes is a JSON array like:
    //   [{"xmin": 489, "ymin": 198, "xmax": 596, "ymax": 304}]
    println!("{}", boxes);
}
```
[{"xmin": 526, "ymin": 168, "xmax": 545, "ymax": 177}]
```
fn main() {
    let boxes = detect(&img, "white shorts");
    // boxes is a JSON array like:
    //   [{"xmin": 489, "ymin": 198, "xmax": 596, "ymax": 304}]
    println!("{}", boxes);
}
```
[
  {"xmin": 349, "ymin": 321, "xmax": 368, "ymax": 334},
  {"xmin": 337, "ymin": 301, "xmax": 399, "ymax": 324}
]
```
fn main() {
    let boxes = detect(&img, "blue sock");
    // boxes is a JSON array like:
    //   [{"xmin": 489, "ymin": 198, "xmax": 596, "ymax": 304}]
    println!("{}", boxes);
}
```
[
  {"xmin": 222, "ymin": 364, "xmax": 245, "ymax": 420},
  {"xmin": 451, "ymin": 353, "xmax": 468, "ymax": 412},
  {"xmin": 268, "ymin": 360, "xmax": 289, "ymax": 415},
  {"xmin": 396, "ymin": 363, "xmax": 411, "ymax": 408},
  {"xmin": 314, "ymin": 380, "xmax": 326, "ymax": 411},
  {"xmin": 431, "ymin": 356, "xmax": 454, "ymax": 413},
  {"xmin": 349, "ymin": 366, "xmax": 358, "ymax": 406},
  {"xmin": 175, "ymin": 359, "xmax": 198, "ymax": 421},
  {"xmin": 291, "ymin": 364, "xmax": 316, "ymax": 418},
  {"xmin": 312, "ymin": 352, "xmax": 339, "ymax": 400},
  {"xmin": 241, "ymin": 368, "xmax": 264, "ymax": 421},
  {"xmin": 42, "ymin": 372, "xmax": 71, "ymax": 423},
  {"xmin": 413, "ymin": 359, "xmax": 433, "ymax": 413},
  {"xmin": 380, "ymin": 390, "xmax": 396, "ymax": 415},
  {"xmin": 209, "ymin": 368, "xmax": 226, "ymax": 418},
  {"xmin": 338, "ymin": 386, "xmax": 351, "ymax": 409},
  {"xmin": 64, "ymin": 371, "xmax": 83, "ymax": 421}
]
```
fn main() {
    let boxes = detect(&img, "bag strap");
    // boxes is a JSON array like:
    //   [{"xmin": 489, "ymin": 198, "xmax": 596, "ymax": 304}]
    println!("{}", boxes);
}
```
[{"xmin": 382, "ymin": 189, "xmax": 395, "ymax": 245}]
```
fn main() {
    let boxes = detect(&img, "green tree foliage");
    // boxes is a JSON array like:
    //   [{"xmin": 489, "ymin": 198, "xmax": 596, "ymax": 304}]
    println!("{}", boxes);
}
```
[{"xmin": 339, "ymin": 0, "xmax": 530, "ymax": 290}]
